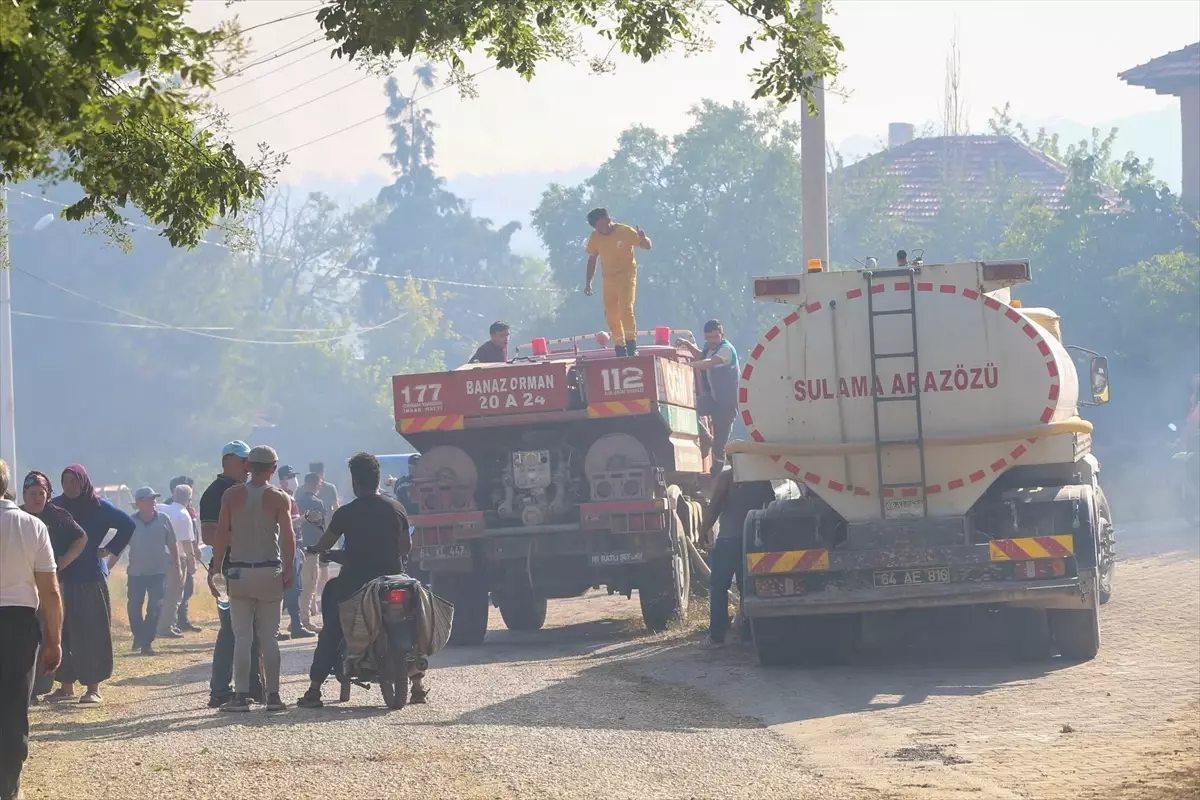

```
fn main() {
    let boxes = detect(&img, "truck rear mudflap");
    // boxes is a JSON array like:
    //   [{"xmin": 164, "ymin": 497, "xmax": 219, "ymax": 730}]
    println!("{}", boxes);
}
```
[{"xmin": 743, "ymin": 535, "xmax": 1094, "ymax": 617}]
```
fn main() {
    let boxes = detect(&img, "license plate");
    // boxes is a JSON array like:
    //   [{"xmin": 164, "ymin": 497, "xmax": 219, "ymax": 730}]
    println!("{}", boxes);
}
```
[
  {"xmin": 590, "ymin": 551, "xmax": 644, "ymax": 566},
  {"xmin": 873, "ymin": 566, "xmax": 951, "ymax": 588},
  {"xmin": 417, "ymin": 544, "xmax": 467, "ymax": 561}
]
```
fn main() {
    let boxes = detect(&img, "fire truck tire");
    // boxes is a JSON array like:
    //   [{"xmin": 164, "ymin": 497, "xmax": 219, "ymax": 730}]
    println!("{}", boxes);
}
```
[
  {"xmin": 1004, "ymin": 607, "xmax": 1053, "ymax": 661},
  {"xmin": 639, "ymin": 507, "xmax": 690, "ymax": 632},
  {"xmin": 433, "ymin": 573, "xmax": 489, "ymax": 646},
  {"xmin": 1050, "ymin": 577, "xmax": 1101, "ymax": 662},
  {"xmin": 498, "ymin": 588, "xmax": 548, "ymax": 632}
]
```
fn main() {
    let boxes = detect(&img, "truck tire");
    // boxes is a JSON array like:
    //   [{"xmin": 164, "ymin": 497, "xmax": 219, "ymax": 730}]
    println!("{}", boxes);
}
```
[
  {"xmin": 752, "ymin": 617, "xmax": 798, "ymax": 666},
  {"xmin": 432, "ymin": 572, "xmax": 489, "ymax": 646},
  {"xmin": 498, "ymin": 587, "xmax": 548, "ymax": 632},
  {"xmin": 796, "ymin": 614, "xmax": 861, "ymax": 665},
  {"xmin": 639, "ymin": 507, "xmax": 690, "ymax": 632},
  {"xmin": 1096, "ymin": 490, "xmax": 1115, "ymax": 605},
  {"xmin": 1004, "ymin": 607, "xmax": 1053, "ymax": 661},
  {"xmin": 1050, "ymin": 578, "xmax": 1101, "ymax": 662}
]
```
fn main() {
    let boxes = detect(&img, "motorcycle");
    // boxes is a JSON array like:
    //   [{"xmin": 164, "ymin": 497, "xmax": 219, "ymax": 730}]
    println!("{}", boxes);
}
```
[
  {"xmin": 1168, "ymin": 423, "xmax": 1199, "ymax": 527},
  {"xmin": 312, "ymin": 547, "xmax": 429, "ymax": 710},
  {"xmin": 301, "ymin": 509, "xmax": 433, "ymax": 710}
]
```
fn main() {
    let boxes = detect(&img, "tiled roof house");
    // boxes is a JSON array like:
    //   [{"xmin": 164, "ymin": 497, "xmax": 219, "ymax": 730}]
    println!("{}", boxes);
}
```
[
  {"xmin": 835, "ymin": 126, "xmax": 1076, "ymax": 225},
  {"xmin": 1118, "ymin": 42, "xmax": 1199, "ymax": 213}
]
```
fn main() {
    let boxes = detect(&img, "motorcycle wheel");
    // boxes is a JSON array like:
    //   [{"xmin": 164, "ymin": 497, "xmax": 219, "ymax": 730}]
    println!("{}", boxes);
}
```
[{"xmin": 378, "ymin": 641, "xmax": 409, "ymax": 710}]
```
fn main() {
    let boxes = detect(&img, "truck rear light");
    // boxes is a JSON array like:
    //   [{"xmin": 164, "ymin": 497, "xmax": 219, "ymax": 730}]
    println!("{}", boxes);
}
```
[
  {"xmin": 654, "ymin": 326, "xmax": 671, "ymax": 345},
  {"xmin": 531, "ymin": 337, "xmax": 548, "ymax": 356},
  {"xmin": 385, "ymin": 588, "xmax": 410, "ymax": 605},
  {"xmin": 754, "ymin": 277, "xmax": 801, "ymax": 297},
  {"xmin": 982, "ymin": 261, "xmax": 1030, "ymax": 283},
  {"xmin": 628, "ymin": 514, "xmax": 645, "ymax": 532}
]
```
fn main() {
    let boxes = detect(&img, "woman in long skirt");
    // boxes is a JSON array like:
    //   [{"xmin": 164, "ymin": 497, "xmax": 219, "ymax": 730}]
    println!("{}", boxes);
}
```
[
  {"xmin": 20, "ymin": 471, "xmax": 87, "ymax": 701},
  {"xmin": 43, "ymin": 465, "xmax": 135, "ymax": 705}
]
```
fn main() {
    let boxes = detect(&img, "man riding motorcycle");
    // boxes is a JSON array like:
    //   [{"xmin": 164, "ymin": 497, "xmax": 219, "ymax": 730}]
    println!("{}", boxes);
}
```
[{"xmin": 296, "ymin": 452, "xmax": 412, "ymax": 709}]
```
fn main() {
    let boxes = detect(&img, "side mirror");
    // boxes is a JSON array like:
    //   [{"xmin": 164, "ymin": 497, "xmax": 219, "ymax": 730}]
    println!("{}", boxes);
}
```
[
  {"xmin": 1065, "ymin": 345, "xmax": 1110, "ymax": 406},
  {"xmin": 1089, "ymin": 356, "xmax": 1110, "ymax": 405}
]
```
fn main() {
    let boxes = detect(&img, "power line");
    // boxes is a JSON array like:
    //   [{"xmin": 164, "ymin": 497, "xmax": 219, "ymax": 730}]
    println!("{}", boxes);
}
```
[
  {"xmin": 11, "ymin": 268, "xmax": 408, "ymax": 345},
  {"xmin": 12, "ymin": 311, "xmax": 345, "ymax": 333},
  {"xmin": 215, "ymin": 34, "xmax": 327, "ymax": 83},
  {"xmin": 281, "ymin": 65, "xmax": 497, "ymax": 155},
  {"xmin": 11, "ymin": 190, "xmax": 563, "ymax": 295},
  {"xmin": 232, "ymin": 73, "xmax": 374, "ymax": 134},
  {"xmin": 239, "ymin": 4, "xmax": 326, "ymax": 36},
  {"xmin": 217, "ymin": 58, "xmax": 345, "ymax": 107}
]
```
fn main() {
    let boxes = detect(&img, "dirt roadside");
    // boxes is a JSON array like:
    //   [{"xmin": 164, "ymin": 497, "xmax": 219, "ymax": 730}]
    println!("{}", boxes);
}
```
[{"xmin": 21, "ymin": 523, "xmax": 1200, "ymax": 800}]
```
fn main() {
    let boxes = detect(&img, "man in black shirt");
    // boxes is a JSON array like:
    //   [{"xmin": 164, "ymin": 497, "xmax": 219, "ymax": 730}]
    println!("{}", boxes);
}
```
[
  {"xmin": 198, "ymin": 441, "xmax": 262, "ymax": 708},
  {"xmin": 468, "ymin": 321, "xmax": 510, "ymax": 364},
  {"xmin": 296, "ymin": 452, "xmax": 411, "ymax": 709}
]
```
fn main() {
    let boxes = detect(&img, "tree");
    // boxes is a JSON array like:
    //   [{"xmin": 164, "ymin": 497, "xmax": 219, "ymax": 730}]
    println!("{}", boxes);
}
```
[
  {"xmin": 316, "ymin": 0, "xmax": 843, "ymax": 108},
  {"xmin": 0, "ymin": 1, "xmax": 273, "ymax": 246},
  {"xmin": 533, "ymin": 101, "xmax": 806, "ymax": 348},
  {"xmin": 366, "ymin": 69, "xmax": 558, "ymax": 365}
]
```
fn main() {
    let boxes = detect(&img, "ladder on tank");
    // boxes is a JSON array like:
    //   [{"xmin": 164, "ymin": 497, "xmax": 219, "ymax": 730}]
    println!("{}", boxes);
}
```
[{"xmin": 864, "ymin": 268, "xmax": 929, "ymax": 518}]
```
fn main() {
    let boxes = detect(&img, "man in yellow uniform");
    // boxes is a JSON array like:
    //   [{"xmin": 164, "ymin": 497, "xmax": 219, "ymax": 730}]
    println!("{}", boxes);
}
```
[{"xmin": 583, "ymin": 208, "xmax": 652, "ymax": 356}]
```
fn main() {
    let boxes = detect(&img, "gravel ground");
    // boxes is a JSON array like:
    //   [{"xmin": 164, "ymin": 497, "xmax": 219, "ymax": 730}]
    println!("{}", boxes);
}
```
[{"xmin": 22, "ymin": 520, "xmax": 1199, "ymax": 800}]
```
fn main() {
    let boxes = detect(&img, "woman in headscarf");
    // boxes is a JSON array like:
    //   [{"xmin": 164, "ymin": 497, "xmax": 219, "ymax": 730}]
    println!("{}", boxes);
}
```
[
  {"xmin": 21, "ymin": 471, "xmax": 88, "ymax": 701},
  {"xmin": 44, "ymin": 464, "xmax": 135, "ymax": 705}
]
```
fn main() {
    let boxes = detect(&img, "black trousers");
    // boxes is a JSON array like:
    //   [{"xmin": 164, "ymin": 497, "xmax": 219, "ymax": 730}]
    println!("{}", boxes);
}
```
[
  {"xmin": 308, "ymin": 575, "xmax": 360, "ymax": 684},
  {"xmin": 0, "ymin": 606, "xmax": 41, "ymax": 800}
]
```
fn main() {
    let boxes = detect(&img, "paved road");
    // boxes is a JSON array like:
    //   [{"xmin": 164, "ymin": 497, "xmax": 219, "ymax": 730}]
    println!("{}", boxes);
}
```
[{"xmin": 23, "ymin": 521, "xmax": 1199, "ymax": 800}]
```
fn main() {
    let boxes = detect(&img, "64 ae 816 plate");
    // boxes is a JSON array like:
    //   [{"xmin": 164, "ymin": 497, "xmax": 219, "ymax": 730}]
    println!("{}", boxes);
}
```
[{"xmin": 873, "ymin": 566, "xmax": 951, "ymax": 588}]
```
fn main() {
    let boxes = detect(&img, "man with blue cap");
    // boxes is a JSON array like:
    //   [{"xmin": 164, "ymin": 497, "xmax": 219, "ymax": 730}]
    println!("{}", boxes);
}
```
[{"xmin": 198, "ymin": 441, "xmax": 262, "ymax": 707}]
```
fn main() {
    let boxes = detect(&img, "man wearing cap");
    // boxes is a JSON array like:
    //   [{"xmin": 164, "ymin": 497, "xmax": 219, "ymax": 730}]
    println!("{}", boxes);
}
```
[
  {"xmin": 156, "ymin": 484, "xmax": 199, "ymax": 640},
  {"xmin": 276, "ymin": 467, "xmax": 314, "ymax": 640},
  {"xmin": 122, "ymin": 488, "xmax": 182, "ymax": 656},
  {"xmin": 211, "ymin": 445, "xmax": 296, "ymax": 712},
  {"xmin": 166, "ymin": 477, "xmax": 203, "ymax": 633},
  {"xmin": 199, "ymin": 441, "xmax": 262, "ymax": 708}
]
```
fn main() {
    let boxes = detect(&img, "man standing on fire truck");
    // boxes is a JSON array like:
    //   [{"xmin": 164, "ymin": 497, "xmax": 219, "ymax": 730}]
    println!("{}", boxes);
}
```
[{"xmin": 583, "ymin": 208, "xmax": 651, "ymax": 357}]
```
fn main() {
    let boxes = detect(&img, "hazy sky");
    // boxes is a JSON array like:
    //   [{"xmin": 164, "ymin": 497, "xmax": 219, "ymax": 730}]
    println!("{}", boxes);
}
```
[{"xmin": 191, "ymin": 0, "xmax": 1199, "ymax": 184}]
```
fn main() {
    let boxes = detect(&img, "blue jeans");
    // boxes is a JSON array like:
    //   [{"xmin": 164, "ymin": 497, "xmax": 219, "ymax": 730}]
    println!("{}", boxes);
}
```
[
  {"xmin": 709, "ymin": 537, "xmax": 749, "ymax": 643},
  {"xmin": 210, "ymin": 606, "xmax": 262, "ymax": 698},
  {"xmin": 126, "ymin": 574, "xmax": 165, "ymax": 649}
]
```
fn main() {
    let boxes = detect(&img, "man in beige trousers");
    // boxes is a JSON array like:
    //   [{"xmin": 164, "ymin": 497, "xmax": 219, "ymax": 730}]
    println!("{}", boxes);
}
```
[
  {"xmin": 294, "ymin": 472, "xmax": 327, "ymax": 630},
  {"xmin": 210, "ymin": 446, "xmax": 295, "ymax": 713}
]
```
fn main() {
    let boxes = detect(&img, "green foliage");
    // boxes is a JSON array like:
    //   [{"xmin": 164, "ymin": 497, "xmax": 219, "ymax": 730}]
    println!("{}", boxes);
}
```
[
  {"xmin": 0, "ymin": 1, "xmax": 272, "ymax": 247},
  {"xmin": 315, "ymin": 0, "xmax": 842, "ymax": 109},
  {"xmin": 532, "ymin": 101, "xmax": 806, "ymax": 346}
]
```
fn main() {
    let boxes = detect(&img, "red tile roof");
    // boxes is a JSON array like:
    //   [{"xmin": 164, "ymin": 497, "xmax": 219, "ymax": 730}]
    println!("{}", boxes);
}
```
[
  {"xmin": 1118, "ymin": 42, "xmax": 1200, "ymax": 96},
  {"xmin": 835, "ymin": 135, "xmax": 1074, "ymax": 224}
]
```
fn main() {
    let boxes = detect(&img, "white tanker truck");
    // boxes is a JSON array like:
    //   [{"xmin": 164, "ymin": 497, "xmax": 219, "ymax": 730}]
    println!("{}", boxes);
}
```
[{"xmin": 727, "ymin": 258, "xmax": 1115, "ymax": 665}]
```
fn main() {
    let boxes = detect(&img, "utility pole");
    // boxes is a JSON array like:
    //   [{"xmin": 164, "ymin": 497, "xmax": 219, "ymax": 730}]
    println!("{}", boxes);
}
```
[
  {"xmin": 1, "ymin": 183, "xmax": 15, "ymax": 476},
  {"xmin": 800, "ymin": 0, "xmax": 830, "ymax": 270}
]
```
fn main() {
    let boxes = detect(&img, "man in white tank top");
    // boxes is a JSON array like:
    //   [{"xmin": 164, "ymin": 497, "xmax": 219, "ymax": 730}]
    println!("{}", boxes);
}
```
[{"xmin": 210, "ymin": 446, "xmax": 296, "ymax": 713}]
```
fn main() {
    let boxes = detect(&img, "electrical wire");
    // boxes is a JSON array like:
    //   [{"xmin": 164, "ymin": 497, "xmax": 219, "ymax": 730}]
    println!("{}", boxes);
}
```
[
  {"xmin": 11, "ymin": 267, "xmax": 408, "ymax": 345},
  {"xmin": 232, "ymin": 73, "xmax": 374, "ymax": 134},
  {"xmin": 281, "ymin": 65, "xmax": 497, "ymax": 155},
  {"xmin": 12, "ymin": 190, "xmax": 564, "ymax": 295},
  {"xmin": 11, "ymin": 311, "xmax": 348, "ymax": 333},
  {"xmin": 212, "ymin": 46, "xmax": 334, "ymax": 98},
  {"xmin": 238, "ymin": 4, "xmax": 326, "ymax": 36},
  {"xmin": 215, "ymin": 34, "xmax": 328, "ymax": 83}
]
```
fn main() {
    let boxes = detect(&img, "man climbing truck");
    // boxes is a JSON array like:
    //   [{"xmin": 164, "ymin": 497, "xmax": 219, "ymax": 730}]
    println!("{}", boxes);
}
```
[
  {"xmin": 727, "ymin": 258, "xmax": 1116, "ymax": 666},
  {"xmin": 392, "ymin": 326, "xmax": 712, "ymax": 645}
]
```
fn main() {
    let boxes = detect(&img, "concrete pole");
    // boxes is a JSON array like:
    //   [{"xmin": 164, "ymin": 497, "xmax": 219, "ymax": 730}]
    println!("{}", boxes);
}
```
[
  {"xmin": 0, "ymin": 183, "xmax": 15, "ymax": 477},
  {"xmin": 800, "ymin": 0, "xmax": 830, "ymax": 270}
]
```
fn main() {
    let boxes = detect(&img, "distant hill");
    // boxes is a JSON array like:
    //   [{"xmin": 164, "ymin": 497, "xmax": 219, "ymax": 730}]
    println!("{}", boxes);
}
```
[{"xmin": 289, "ymin": 107, "xmax": 1183, "ymax": 259}]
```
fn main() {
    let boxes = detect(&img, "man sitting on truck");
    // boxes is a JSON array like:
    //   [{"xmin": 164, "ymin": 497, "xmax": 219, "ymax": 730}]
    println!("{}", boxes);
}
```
[
  {"xmin": 469, "ymin": 321, "xmax": 511, "ymax": 364},
  {"xmin": 699, "ymin": 468, "xmax": 776, "ymax": 647}
]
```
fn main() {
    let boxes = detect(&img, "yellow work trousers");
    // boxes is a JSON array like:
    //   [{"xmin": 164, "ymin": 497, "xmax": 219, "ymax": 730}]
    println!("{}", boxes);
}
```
[{"xmin": 602, "ymin": 266, "xmax": 637, "ymax": 345}]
